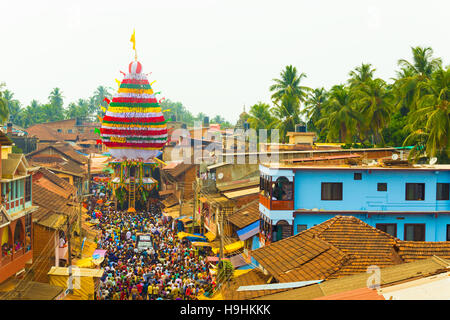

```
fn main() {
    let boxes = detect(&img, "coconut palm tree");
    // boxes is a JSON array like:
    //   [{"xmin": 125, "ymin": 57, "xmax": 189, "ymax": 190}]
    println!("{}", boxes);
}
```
[
  {"xmin": 404, "ymin": 67, "xmax": 450, "ymax": 162},
  {"xmin": 316, "ymin": 85, "xmax": 362, "ymax": 143},
  {"xmin": 2, "ymin": 89, "xmax": 22, "ymax": 123},
  {"xmin": 247, "ymin": 102, "xmax": 273, "ymax": 132},
  {"xmin": 0, "ymin": 91, "xmax": 9, "ymax": 124},
  {"xmin": 49, "ymin": 87, "xmax": 64, "ymax": 108},
  {"xmin": 270, "ymin": 93, "xmax": 301, "ymax": 142},
  {"xmin": 398, "ymin": 46, "xmax": 442, "ymax": 78},
  {"xmin": 394, "ymin": 46, "xmax": 443, "ymax": 114},
  {"xmin": 91, "ymin": 85, "xmax": 113, "ymax": 115},
  {"xmin": 270, "ymin": 65, "xmax": 311, "ymax": 103},
  {"xmin": 348, "ymin": 63, "xmax": 376, "ymax": 87},
  {"xmin": 352, "ymin": 78, "xmax": 394, "ymax": 144},
  {"xmin": 303, "ymin": 88, "xmax": 328, "ymax": 134}
]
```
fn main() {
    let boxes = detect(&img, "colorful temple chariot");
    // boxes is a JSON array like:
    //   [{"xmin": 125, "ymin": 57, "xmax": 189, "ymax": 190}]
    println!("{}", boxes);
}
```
[{"xmin": 98, "ymin": 32, "xmax": 168, "ymax": 211}]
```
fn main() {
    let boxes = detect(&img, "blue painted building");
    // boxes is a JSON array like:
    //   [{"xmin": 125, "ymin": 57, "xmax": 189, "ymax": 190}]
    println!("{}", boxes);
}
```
[{"xmin": 258, "ymin": 164, "xmax": 450, "ymax": 244}]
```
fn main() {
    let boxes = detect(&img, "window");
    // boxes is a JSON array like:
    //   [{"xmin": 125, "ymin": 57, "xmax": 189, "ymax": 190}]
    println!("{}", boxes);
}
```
[
  {"xmin": 68, "ymin": 129, "xmax": 73, "ymax": 133},
  {"xmin": 57, "ymin": 129, "xmax": 62, "ymax": 133},
  {"xmin": 272, "ymin": 176, "xmax": 293, "ymax": 201},
  {"xmin": 447, "ymin": 225, "xmax": 450, "ymax": 241},
  {"xmin": 437, "ymin": 183, "xmax": 449, "ymax": 200},
  {"xmin": 297, "ymin": 224, "xmax": 307, "ymax": 233},
  {"xmin": 377, "ymin": 183, "xmax": 387, "ymax": 191},
  {"xmin": 406, "ymin": 183, "xmax": 425, "ymax": 200},
  {"xmin": 376, "ymin": 224, "xmax": 397, "ymax": 237},
  {"xmin": 321, "ymin": 183, "xmax": 343, "ymax": 200},
  {"xmin": 354, "ymin": 173, "xmax": 362, "ymax": 180},
  {"xmin": 25, "ymin": 176, "xmax": 32, "ymax": 202},
  {"xmin": 404, "ymin": 224, "xmax": 425, "ymax": 241},
  {"xmin": 78, "ymin": 128, "xmax": 84, "ymax": 133}
]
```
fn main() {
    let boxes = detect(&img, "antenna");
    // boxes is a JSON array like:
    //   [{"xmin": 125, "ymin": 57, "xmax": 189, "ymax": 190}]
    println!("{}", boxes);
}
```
[
  {"xmin": 392, "ymin": 154, "xmax": 399, "ymax": 161},
  {"xmin": 429, "ymin": 157, "xmax": 437, "ymax": 165}
]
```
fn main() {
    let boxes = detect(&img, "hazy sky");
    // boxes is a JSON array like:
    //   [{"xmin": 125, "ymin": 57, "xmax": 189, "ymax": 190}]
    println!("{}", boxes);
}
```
[{"xmin": 1, "ymin": 0, "xmax": 448, "ymax": 123}]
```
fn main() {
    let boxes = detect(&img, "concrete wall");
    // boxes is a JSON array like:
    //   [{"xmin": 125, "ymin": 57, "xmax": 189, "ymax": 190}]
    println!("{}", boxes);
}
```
[{"xmin": 293, "ymin": 212, "xmax": 450, "ymax": 241}]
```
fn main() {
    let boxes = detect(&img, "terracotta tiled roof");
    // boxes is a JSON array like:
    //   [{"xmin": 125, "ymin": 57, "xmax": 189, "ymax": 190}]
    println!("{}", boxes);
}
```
[
  {"xmin": 253, "ymin": 256, "xmax": 450, "ymax": 300},
  {"xmin": 28, "ymin": 143, "xmax": 88, "ymax": 164},
  {"xmin": 36, "ymin": 167, "xmax": 77, "ymax": 196},
  {"xmin": 32, "ymin": 184, "xmax": 77, "ymax": 224},
  {"xmin": 251, "ymin": 232, "xmax": 349, "ymax": 283},
  {"xmin": 227, "ymin": 201, "xmax": 260, "ymax": 229},
  {"xmin": 221, "ymin": 268, "xmax": 285, "ymax": 300},
  {"xmin": 396, "ymin": 241, "xmax": 450, "ymax": 262},
  {"xmin": 251, "ymin": 216, "xmax": 400, "ymax": 283},
  {"xmin": 163, "ymin": 162, "xmax": 195, "ymax": 179},
  {"xmin": 26, "ymin": 124, "xmax": 66, "ymax": 141}
]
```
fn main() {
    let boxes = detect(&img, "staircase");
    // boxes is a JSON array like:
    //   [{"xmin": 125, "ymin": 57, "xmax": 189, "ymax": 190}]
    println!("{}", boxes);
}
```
[{"xmin": 129, "ymin": 177, "xmax": 136, "ymax": 210}]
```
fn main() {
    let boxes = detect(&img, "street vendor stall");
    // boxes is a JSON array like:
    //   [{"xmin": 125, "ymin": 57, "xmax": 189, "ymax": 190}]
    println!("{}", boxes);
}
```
[{"xmin": 48, "ymin": 267, "xmax": 104, "ymax": 300}]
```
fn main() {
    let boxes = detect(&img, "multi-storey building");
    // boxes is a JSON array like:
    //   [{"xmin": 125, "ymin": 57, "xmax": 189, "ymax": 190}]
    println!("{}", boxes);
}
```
[
  {"xmin": 0, "ymin": 133, "xmax": 38, "ymax": 283},
  {"xmin": 258, "ymin": 162, "xmax": 450, "ymax": 246}
]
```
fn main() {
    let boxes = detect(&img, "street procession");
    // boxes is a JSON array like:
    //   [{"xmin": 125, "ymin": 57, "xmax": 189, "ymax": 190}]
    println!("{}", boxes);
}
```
[{"xmin": 1, "ymin": 1, "xmax": 450, "ymax": 308}]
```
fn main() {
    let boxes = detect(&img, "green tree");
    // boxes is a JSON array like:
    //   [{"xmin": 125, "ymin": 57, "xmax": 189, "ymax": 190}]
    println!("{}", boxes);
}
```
[
  {"xmin": 352, "ymin": 78, "xmax": 394, "ymax": 144},
  {"xmin": 48, "ymin": 88, "xmax": 65, "ymax": 120},
  {"xmin": 394, "ymin": 46, "xmax": 443, "ymax": 114},
  {"xmin": 2, "ymin": 89, "xmax": 21, "ymax": 123},
  {"xmin": 0, "ymin": 88, "xmax": 10, "ymax": 124},
  {"xmin": 316, "ymin": 85, "xmax": 362, "ymax": 143},
  {"xmin": 270, "ymin": 93, "xmax": 301, "ymax": 142},
  {"xmin": 404, "ymin": 67, "xmax": 450, "ymax": 162},
  {"xmin": 303, "ymin": 88, "xmax": 328, "ymax": 137},
  {"xmin": 348, "ymin": 63, "xmax": 376, "ymax": 87},
  {"xmin": 247, "ymin": 102, "xmax": 273, "ymax": 131},
  {"xmin": 65, "ymin": 99, "xmax": 90, "ymax": 119},
  {"xmin": 269, "ymin": 65, "xmax": 311, "ymax": 103},
  {"xmin": 90, "ymin": 86, "xmax": 113, "ymax": 115}
]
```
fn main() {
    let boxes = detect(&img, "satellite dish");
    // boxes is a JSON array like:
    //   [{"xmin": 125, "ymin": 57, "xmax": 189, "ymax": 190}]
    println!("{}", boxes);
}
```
[
  {"xmin": 217, "ymin": 173, "xmax": 224, "ymax": 180},
  {"xmin": 369, "ymin": 160, "xmax": 377, "ymax": 166},
  {"xmin": 430, "ymin": 157, "xmax": 438, "ymax": 165},
  {"xmin": 392, "ymin": 154, "xmax": 399, "ymax": 160}
]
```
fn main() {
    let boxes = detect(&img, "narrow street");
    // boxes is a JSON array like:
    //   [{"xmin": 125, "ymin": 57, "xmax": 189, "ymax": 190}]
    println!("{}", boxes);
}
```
[{"xmin": 87, "ymin": 181, "xmax": 215, "ymax": 300}]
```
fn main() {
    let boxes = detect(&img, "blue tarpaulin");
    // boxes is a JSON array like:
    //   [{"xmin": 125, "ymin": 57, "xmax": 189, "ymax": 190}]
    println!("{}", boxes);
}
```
[{"xmin": 236, "ymin": 221, "xmax": 260, "ymax": 241}]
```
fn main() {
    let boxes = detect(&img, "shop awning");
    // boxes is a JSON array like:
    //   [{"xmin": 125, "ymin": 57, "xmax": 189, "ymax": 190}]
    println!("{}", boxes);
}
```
[
  {"xmin": 212, "ymin": 240, "xmax": 244, "ymax": 255},
  {"xmin": 236, "ymin": 221, "xmax": 260, "ymax": 241},
  {"xmin": 191, "ymin": 242, "xmax": 213, "ymax": 247},
  {"xmin": 229, "ymin": 254, "xmax": 252, "ymax": 268},
  {"xmin": 177, "ymin": 232, "xmax": 207, "ymax": 242},
  {"xmin": 205, "ymin": 231, "xmax": 216, "ymax": 242}
]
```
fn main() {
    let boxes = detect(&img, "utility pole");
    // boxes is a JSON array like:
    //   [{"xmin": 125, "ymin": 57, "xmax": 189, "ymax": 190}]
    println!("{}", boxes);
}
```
[
  {"xmin": 66, "ymin": 214, "xmax": 73, "ymax": 294},
  {"xmin": 192, "ymin": 181, "xmax": 196, "ymax": 234},
  {"xmin": 218, "ymin": 206, "xmax": 224, "ymax": 261},
  {"xmin": 79, "ymin": 196, "xmax": 82, "ymax": 259},
  {"xmin": 178, "ymin": 184, "xmax": 184, "ymax": 219},
  {"xmin": 87, "ymin": 153, "xmax": 92, "ymax": 195}
]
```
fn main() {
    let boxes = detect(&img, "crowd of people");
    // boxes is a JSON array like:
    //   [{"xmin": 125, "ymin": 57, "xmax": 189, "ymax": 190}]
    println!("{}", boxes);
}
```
[{"xmin": 88, "ymin": 182, "xmax": 216, "ymax": 300}]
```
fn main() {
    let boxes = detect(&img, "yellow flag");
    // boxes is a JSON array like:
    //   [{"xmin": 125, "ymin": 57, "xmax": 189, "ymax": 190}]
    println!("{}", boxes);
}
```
[
  {"xmin": 115, "ymin": 79, "xmax": 121, "ymax": 87},
  {"xmin": 150, "ymin": 80, "xmax": 156, "ymax": 86},
  {"xmin": 130, "ymin": 29, "xmax": 136, "ymax": 50},
  {"xmin": 163, "ymin": 109, "xmax": 171, "ymax": 112}
]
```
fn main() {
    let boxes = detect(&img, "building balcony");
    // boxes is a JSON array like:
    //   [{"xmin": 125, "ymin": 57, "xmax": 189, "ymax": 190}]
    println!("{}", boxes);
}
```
[
  {"xmin": 259, "ymin": 193, "xmax": 294, "ymax": 211},
  {"xmin": 1, "ymin": 254, "xmax": 12, "ymax": 267},
  {"xmin": 0, "ymin": 249, "xmax": 33, "ymax": 283}
]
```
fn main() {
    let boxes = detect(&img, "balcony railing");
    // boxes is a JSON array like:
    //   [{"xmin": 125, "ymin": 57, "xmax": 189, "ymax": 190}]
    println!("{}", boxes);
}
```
[
  {"xmin": 14, "ymin": 248, "xmax": 24, "ymax": 259},
  {"xmin": 1, "ymin": 255, "xmax": 12, "ymax": 267}
]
